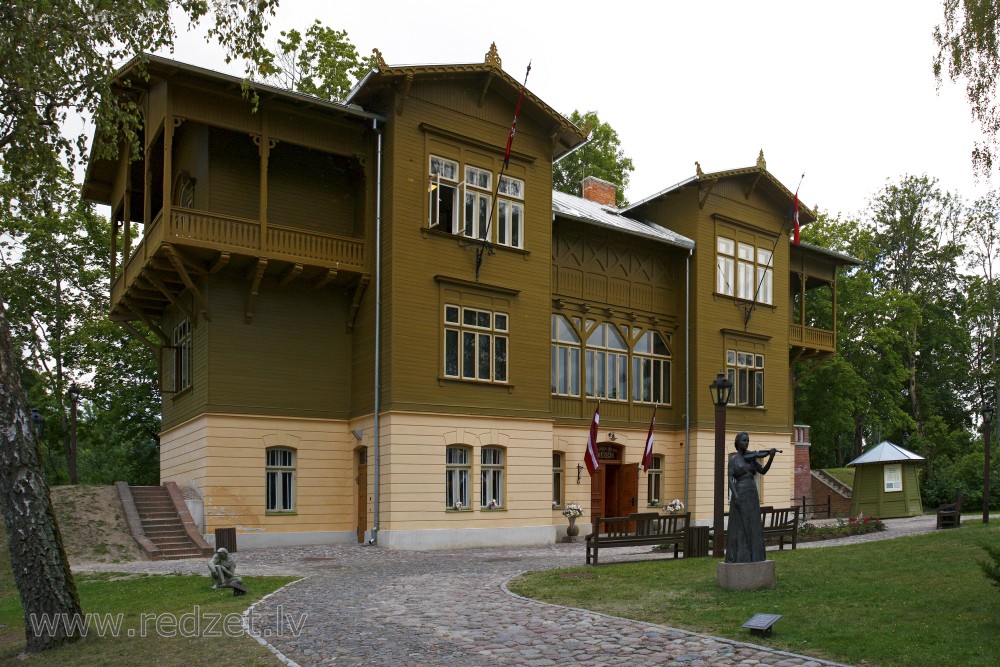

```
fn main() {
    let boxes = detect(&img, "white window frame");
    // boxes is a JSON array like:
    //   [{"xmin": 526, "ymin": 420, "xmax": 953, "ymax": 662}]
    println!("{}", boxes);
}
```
[
  {"xmin": 717, "ymin": 237, "xmax": 735, "ymax": 296},
  {"xmin": 884, "ymin": 463, "xmax": 903, "ymax": 492},
  {"xmin": 443, "ymin": 305, "xmax": 509, "ymax": 383},
  {"xmin": 737, "ymin": 242, "xmax": 755, "ymax": 300},
  {"xmin": 265, "ymin": 447, "xmax": 296, "ymax": 512},
  {"xmin": 481, "ymin": 446, "xmax": 505, "ymax": 509},
  {"xmin": 585, "ymin": 323, "xmax": 628, "ymax": 401},
  {"xmin": 463, "ymin": 165, "xmax": 492, "ymax": 240},
  {"xmin": 497, "ymin": 175, "xmax": 525, "ymax": 249},
  {"xmin": 552, "ymin": 451, "xmax": 565, "ymax": 507},
  {"xmin": 757, "ymin": 247, "xmax": 773, "ymax": 305},
  {"xmin": 446, "ymin": 446, "xmax": 471, "ymax": 509},
  {"xmin": 727, "ymin": 350, "xmax": 765, "ymax": 407},
  {"xmin": 428, "ymin": 155, "xmax": 459, "ymax": 233},
  {"xmin": 647, "ymin": 455, "xmax": 663, "ymax": 506},
  {"xmin": 173, "ymin": 319, "xmax": 192, "ymax": 393},
  {"xmin": 632, "ymin": 330, "xmax": 672, "ymax": 405},
  {"xmin": 551, "ymin": 314, "xmax": 581, "ymax": 397}
]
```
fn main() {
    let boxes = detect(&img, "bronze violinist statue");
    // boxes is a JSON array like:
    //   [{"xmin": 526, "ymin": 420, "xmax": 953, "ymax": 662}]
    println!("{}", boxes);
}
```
[{"xmin": 725, "ymin": 432, "xmax": 778, "ymax": 563}]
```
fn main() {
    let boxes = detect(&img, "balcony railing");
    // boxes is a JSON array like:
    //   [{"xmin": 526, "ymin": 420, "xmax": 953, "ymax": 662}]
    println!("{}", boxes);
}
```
[
  {"xmin": 111, "ymin": 207, "xmax": 366, "ymax": 310},
  {"xmin": 789, "ymin": 324, "xmax": 835, "ymax": 351}
]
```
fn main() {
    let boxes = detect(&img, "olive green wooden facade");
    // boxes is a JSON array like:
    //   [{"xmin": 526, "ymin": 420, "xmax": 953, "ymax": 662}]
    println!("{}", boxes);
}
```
[
  {"xmin": 850, "ymin": 464, "xmax": 924, "ymax": 518},
  {"xmin": 85, "ymin": 50, "xmax": 854, "ymax": 549}
]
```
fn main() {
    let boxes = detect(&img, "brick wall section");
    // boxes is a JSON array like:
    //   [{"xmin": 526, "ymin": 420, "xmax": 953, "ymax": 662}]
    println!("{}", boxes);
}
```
[
  {"xmin": 581, "ymin": 176, "xmax": 617, "ymax": 206},
  {"xmin": 794, "ymin": 443, "xmax": 812, "ymax": 507},
  {"xmin": 810, "ymin": 475, "xmax": 853, "ymax": 517}
]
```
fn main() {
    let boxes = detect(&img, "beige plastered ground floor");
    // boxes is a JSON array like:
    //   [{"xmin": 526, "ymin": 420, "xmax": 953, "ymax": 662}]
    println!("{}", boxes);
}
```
[{"xmin": 160, "ymin": 412, "xmax": 793, "ymax": 549}]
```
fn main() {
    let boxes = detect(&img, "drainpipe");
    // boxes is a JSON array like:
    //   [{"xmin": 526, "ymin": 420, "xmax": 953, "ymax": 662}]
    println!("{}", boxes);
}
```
[
  {"xmin": 372, "ymin": 118, "xmax": 383, "ymax": 544},
  {"xmin": 684, "ymin": 247, "xmax": 692, "ymax": 511}
]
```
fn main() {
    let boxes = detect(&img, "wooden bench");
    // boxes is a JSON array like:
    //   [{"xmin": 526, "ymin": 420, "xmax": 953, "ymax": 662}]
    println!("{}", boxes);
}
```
[
  {"xmin": 713, "ymin": 506, "xmax": 800, "ymax": 552},
  {"xmin": 936, "ymin": 492, "xmax": 964, "ymax": 529},
  {"xmin": 761, "ymin": 506, "xmax": 799, "ymax": 550},
  {"xmin": 586, "ymin": 512, "xmax": 690, "ymax": 565}
]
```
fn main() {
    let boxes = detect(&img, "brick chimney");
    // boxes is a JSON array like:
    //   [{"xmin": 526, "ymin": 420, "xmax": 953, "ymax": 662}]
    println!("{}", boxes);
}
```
[{"xmin": 581, "ymin": 176, "xmax": 617, "ymax": 207}]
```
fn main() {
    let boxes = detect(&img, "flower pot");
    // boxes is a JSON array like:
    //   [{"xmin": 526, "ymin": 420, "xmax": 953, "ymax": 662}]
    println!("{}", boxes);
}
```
[{"xmin": 566, "ymin": 515, "xmax": 580, "ymax": 540}]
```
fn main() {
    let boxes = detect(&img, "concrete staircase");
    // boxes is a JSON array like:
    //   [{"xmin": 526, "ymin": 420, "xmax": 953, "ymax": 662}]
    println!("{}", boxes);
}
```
[{"xmin": 116, "ymin": 482, "xmax": 214, "ymax": 560}]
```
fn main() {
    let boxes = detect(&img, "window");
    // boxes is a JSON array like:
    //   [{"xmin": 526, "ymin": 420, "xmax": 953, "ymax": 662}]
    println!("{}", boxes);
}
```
[
  {"xmin": 445, "ymin": 446, "xmax": 470, "ymax": 509},
  {"xmin": 756, "ymin": 248, "xmax": 773, "ymax": 305},
  {"xmin": 647, "ymin": 455, "xmax": 663, "ymax": 506},
  {"xmin": 497, "ymin": 176, "xmax": 524, "ymax": 249},
  {"xmin": 884, "ymin": 463, "xmax": 903, "ymax": 492},
  {"xmin": 633, "ymin": 331, "xmax": 671, "ymax": 405},
  {"xmin": 551, "ymin": 315, "xmax": 581, "ymax": 396},
  {"xmin": 173, "ymin": 319, "xmax": 192, "ymax": 392},
  {"xmin": 481, "ymin": 447, "xmax": 505, "ymax": 508},
  {"xmin": 727, "ymin": 350, "xmax": 765, "ymax": 407},
  {"xmin": 586, "ymin": 323, "xmax": 628, "ymax": 401},
  {"xmin": 552, "ymin": 452, "xmax": 565, "ymax": 507},
  {"xmin": 463, "ymin": 165, "xmax": 492, "ymax": 240},
  {"xmin": 444, "ymin": 305, "xmax": 509, "ymax": 383},
  {"xmin": 428, "ymin": 155, "xmax": 459, "ymax": 233},
  {"xmin": 717, "ymin": 237, "xmax": 735, "ymax": 296},
  {"xmin": 265, "ymin": 447, "xmax": 295, "ymax": 512},
  {"xmin": 737, "ymin": 242, "xmax": 755, "ymax": 300}
]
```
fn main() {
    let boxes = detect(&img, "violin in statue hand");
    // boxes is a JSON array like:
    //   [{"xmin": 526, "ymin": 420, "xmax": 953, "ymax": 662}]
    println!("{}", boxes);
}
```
[{"xmin": 744, "ymin": 448, "xmax": 782, "ymax": 460}]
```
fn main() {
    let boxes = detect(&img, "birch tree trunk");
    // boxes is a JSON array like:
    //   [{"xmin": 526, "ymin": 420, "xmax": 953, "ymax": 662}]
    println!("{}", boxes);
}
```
[{"xmin": 0, "ymin": 302, "xmax": 82, "ymax": 651}]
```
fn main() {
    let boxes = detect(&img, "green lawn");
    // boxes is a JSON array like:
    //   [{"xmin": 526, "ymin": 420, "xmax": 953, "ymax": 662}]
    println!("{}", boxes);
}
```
[
  {"xmin": 823, "ymin": 467, "xmax": 855, "ymax": 488},
  {"xmin": 0, "ymin": 528, "xmax": 298, "ymax": 665},
  {"xmin": 509, "ymin": 522, "xmax": 1000, "ymax": 667}
]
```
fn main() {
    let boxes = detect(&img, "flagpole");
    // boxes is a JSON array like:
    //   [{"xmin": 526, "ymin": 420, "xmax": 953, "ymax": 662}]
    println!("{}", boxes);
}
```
[{"xmin": 476, "ymin": 61, "xmax": 531, "ymax": 280}]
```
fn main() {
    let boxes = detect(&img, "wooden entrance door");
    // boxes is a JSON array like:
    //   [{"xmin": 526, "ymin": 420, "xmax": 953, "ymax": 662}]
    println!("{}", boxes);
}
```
[
  {"xmin": 356, "ymin": 449, "xmax": 367, "ymax": 543},
  {"xmin": 617, "ymin": 463, "xmax": 639, "ymax": 519},
  {"xmin": 590, "ymin": 466, "xmax": 606, "ymax": 520}
]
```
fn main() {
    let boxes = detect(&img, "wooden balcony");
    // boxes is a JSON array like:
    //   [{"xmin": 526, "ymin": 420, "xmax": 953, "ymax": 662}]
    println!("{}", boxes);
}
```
[
  {"xmin": 110, "ymin": 207, "xmax": 367, "ymax": 324},
  {"xmin": 789, "ymin": 323, "xmax": 835, "ymax": 357}
]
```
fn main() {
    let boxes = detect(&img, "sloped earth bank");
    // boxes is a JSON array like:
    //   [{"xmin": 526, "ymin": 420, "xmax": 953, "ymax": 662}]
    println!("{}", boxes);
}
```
[{"xmin": 49, "ymin": 485, "xmax": 144, "ymax": 564}]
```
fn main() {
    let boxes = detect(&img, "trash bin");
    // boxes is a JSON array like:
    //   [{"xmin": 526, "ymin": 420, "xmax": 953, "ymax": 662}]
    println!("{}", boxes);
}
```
[
  {"xmin": 215, "ymin": 527, "xmax": 237, "ymax": 553},
  {"xmin": 685, "ymin": 525, "xmax": 710, "ymax": 558}
]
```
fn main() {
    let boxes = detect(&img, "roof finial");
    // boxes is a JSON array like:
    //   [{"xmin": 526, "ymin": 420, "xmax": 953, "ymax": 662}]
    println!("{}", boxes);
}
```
[
  {"xmin": 695, "ymin": 161, "xmax": 705, "ymax": 177},
  {"xmin": 756, "ymin": 149, "xmax": 766, "ymax": 170},
  {"xmin": 485, "ymin": 42, "xmax": 502, "ymax": 69},
  {"xmin": 372, "ymin": 48, "xmax": 387, "ymax": 72}
]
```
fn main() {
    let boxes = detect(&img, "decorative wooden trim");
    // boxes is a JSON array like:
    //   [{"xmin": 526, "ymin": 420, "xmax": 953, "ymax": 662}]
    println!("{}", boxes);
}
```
[
  {"xmin": 698, "ymin": 178, "xmax": 717, "ymax": 209},
  {"xmin": 120, "ymin": 298, "xmax": 170, "ymax": 344},
  {"xmin": 144, "ymin": 272, "xmax": 197, "ymax": 323},
  {"xmin": 209, "ymin": 251, "xmax": 230, "ymax": 274},
  {"xmin": 164, "ymin": 244, "xmax": 210, "ymax": 321},
  {"xmin": 314, "ymin": 267, "xmax": 339, "ymax": 290},
  {"xmin": 419, "ymin": 123, "xmax": 536, "ymax": 163},
  {"xmin": 434, "ymin": 274, "xmax": 520, "ymax": 296},
  {"xmin": 279, "ymin": 262, "xmax": 303, "ymax": 287},
  {"xmin": 113, "ymin": 319, "xmax": 161, "ymax": 353},
  {"xmin": 245, "ymin": 257, "xmax": 268, "ymax": 324},
  {"xmin": 478, "ymin": 72, "xmax": 494, "ymax": 107},
  {"xmin": 720, "ymin": 327, "xmax": 772, "ymax": 342},
  {"xmin": 744, "ymin": 171, "xmax": 763, "ymax": 200},
  {"xmin": 397, "ymin": 74, "xmax": 413, "ymax": 116},
  {"xmin": 347, "ymin": 275, "xmax": 371, "ymax": 332}
]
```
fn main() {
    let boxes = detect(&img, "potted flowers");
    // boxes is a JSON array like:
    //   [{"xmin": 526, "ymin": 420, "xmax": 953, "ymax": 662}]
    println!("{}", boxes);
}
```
[
  {"xmin": 562, "ymin": 503, "xmax": 584, "ymax": 540},
  {"xmin": 664, "ymin": 498, "xmax": 685, "ymax": 513}
]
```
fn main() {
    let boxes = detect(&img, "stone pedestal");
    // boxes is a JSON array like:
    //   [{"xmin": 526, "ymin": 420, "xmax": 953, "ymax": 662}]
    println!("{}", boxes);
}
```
[
  {"xmin": 565, "ymin": 517, "xmax": 580, "ymax": 543},
  {"xmin": 717, "ymin": 560, "xmax": 776, "ymax": 590}
]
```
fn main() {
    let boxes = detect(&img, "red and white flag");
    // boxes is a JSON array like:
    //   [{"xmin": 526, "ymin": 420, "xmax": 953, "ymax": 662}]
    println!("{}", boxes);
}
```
[
  {"xmin": 504, "ymin": 62, "xmax": 531, "ymax": 169},
  {"xmin": 584, "ymin": 404, "xmax": 600, "ymax": 476},
  {"xmin": 792, "ymin": 186, "xmax": 801, "ymax": 246},
  {"xmin": 641, "ymin": 408, "xmax": 656, "ymax": 471}
]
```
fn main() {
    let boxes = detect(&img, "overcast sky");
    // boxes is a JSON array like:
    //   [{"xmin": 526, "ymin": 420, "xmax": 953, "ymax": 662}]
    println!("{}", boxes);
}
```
[{"xmin": 152, "ymin": 0, "xmax": 989, "ymax": 219}]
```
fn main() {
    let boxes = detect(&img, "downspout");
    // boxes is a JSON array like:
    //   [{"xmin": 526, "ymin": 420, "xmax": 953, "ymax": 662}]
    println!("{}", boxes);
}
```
[
  {"xmin": 684, "ymin": 247, "xmax": 692, "ymax": 510},
  {"xmin": 372, "ymin": 118, "xmax": 383, "ymax": 544}
]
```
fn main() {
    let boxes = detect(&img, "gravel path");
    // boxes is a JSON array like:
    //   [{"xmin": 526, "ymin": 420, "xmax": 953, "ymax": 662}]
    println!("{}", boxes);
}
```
[{"xmin": 72, "ymin": 514, "xmax": 954, "ymax": 666}]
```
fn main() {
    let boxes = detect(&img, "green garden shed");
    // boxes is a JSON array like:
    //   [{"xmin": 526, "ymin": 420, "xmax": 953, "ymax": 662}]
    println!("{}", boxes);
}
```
[{"xmin": 846, "ymin": 441, "xmax": 924, "ymax": 519}]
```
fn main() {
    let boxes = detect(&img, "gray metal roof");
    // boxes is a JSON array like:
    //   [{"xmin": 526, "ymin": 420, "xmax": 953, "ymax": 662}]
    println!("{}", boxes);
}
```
[
  {"xmin": 552, "ymin": 190, "xmax": 695, "ymax": 250},
  {"xmin": 847, "ymin": 441, "xmax": 925, "ymax": 466}
]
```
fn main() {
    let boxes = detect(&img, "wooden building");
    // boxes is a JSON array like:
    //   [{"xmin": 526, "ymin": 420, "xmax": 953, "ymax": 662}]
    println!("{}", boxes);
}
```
[
  {"xmin": 847, "ymin": 441, "xmax": 925, "ymax": 518},
  {"xmin": 84, "ymin": 47, "xmax": 856, "ymax": 549}
]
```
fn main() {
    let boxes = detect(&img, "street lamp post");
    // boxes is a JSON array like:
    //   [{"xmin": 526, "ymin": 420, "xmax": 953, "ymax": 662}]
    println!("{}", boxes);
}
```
[
  {"xmin": 984, "ymin": 402, "xmax": 994, "ymax": 525},
  {"xmin": 710, "ymin": 372, "xmax": 733, "ymax": 558},
  {"xmin": 30, "ymin": 407, "xmax": 45, "ymax": 440},
  {"xmin": 68, "ymin": 383, "xmax": 81, "ymax": 485}
]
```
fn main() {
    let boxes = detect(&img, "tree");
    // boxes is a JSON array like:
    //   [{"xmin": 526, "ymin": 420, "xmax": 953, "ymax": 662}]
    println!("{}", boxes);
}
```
[
  {"xmin": 933, "ymin": 0, "xmax": 1000, "ymax": 174},
  {"xmin": 0, "ymin": 0, "xmax": 279, "ymax": 651},
  {"xmin": 553, "ymin": 110, "xmax": 634, "ymax": 207},
  {"xmin": 266, "ymin": 20, "xmax": 374, "ymax": 101}
]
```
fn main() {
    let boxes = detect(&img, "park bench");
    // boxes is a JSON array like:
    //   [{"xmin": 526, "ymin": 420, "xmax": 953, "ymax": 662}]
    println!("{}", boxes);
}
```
[
  {"xmin": 585, "ymin": 511, "xmax": 690, "ymax": 565},
  {"xmin": 712, "ymin": 506, "xmax": 800, "ymax": 552},
  {"xmin": 936, "ymin": 492, "xmax": 964, "ymax": 529}
]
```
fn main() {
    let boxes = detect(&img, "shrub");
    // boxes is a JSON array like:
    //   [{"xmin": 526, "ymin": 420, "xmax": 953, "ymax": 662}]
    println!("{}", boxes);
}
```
[{"xmin": 980, "ymin": 542, "xmax": 1000, "ymax": 591}]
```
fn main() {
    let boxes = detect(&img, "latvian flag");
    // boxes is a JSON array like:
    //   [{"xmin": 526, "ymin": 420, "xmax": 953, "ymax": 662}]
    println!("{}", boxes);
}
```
[
  {"xmin": 584, "ymin": 405, "xmax": 600, "ymax": 476},
  {"xmin": 641, "ymin": 408, "xmax": 656, "ymax": 471}
]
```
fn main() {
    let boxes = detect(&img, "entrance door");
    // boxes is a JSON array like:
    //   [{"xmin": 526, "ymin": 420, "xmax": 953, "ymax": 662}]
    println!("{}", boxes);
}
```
[
  {"xmin": 590, "ymin": 466, "xmax": 606, "ymax": 520},
  {"xmin": 356, "ymin": 448, "xmax": 367, "ymax": 543},
  {"xmin": 617, "ymin": 463, "xmax": 639, "ymax": 516}
]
